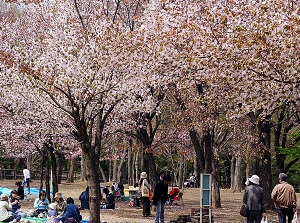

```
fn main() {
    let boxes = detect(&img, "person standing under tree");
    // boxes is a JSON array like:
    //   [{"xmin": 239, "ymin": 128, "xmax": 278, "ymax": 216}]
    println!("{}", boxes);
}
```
[
  {"xmin": 152, "ymin": 174, "xmax": 172, "ymax": 223},
  {"xmin": 22, "ymin": 166, "xmax": 30, "ymax": 195},
  {"xmin": 243, "ymin": 175, "xmax": 266, "ymax": 223},
  {"xmin": 271, "ymin": 173, "xmax": 297, "ymax": 223},
  {"xmin": 139, "ymin": 172, "xmax": 151, "ymax": 217}
]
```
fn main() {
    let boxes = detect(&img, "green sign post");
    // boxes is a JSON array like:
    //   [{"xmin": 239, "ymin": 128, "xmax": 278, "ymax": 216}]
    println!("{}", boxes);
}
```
[{"xmin": 200, "ymin": 173, "xmax": 212, "ymax": 223}]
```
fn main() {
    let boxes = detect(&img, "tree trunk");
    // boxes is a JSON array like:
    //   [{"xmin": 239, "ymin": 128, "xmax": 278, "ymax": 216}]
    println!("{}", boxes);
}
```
[
  {"xmin": 80, "ymin": 158, "xmax": 86, "ymax": 182},
  {"xmin": 82, "ymin": 148, "xmax": 101, "ymax": 223},
  {"xmin": 57, "ymin": 152, "xmax": 64, "ymax": 184},
  {"xmin": 40, "ymin": 155, "xmax": 46, "ymax": 191},
  {"xmin": 178, "ymin": 156, "xmax": 184, "ymax": 189},
  {"xmin": 230, "ymin": 156, "xmax": 235, "ymax": 190},
  {"xmin": 45, "ymin": 153, "xmax": 51, "ymax": 201},
  {"xmin": 193, "ymin": 158, "xmax": 199, "ymax": 187},
  {"xmin": 113, "ymin": 159, "xmax": 118, "ymax": 182},
  {"xmin": 144, "ymin": 149, "xmax": 157, "ymax": 186},
  {"xmin": 67, "ymin": 158, "xmax": 76, "ymax": 183},
  {"xmin": 233, "ymin": 156, "xmax": 242, "ymax": 192},
  {"xmin": 189, "ymin": 130, "xmax": 205, "ymax": 172},
  {"xmin": 99, "ymin": 166, "xmax": 107, "ymax": 183},
  {"xmin": 128, "ymin": 140, "xmax": 133, "ymax": 185},
  {"xmin": 203, "ymin": 129, "xmax": 213, "ymax": 173},
  {"xmin": 212, "ymin": 156, "xmax": 221, "ymax": 207},
  {"xmin": 48, "ymin": 143, "xmax": 58, "ymax": 199},
  {"xmin": 274, "ymin": 107, "xmax": 285, "ymax": 173},
  {"xmin": 117, "ymin": 151, "xmax": 126, "ymax": 182},
  {"xmin": 135, "ymin": 152, "xmax": 139, "ymax": 183},
  {"xmin": 259, "ymin": 117, "xmax": 273, "ymax": 209}
]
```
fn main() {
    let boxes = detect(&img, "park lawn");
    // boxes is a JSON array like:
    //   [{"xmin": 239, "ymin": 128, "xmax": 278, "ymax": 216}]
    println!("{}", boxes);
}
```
[{"xmin": 0, "ymin": 180, "xmax": 299, "ymax": 223}]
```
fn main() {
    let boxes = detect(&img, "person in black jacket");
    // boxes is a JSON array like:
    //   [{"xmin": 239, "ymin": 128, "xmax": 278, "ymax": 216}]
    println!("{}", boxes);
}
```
[
  {"xmin": 100, "ymin": 187, "xmax": 115, "ymax": 209},
  {"xmin": 243, "ymin": 175, "xmax": 266, "ymax": 223},
  {"xmin": 15, "ymin": 181, "xmax": 24, "ymax": 200},
  {"xmin": 152, "ymin": 175, "xmax": 172, "ymax": 223}
]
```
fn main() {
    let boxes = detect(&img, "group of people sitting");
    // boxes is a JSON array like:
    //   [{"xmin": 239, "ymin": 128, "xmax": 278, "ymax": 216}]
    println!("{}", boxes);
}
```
[
  {"xmin": 0, "ymin": 181, "xmax": 83, "ymax": 223},
  {"xmin": 78, "ymin": 186, "xmax": 116, "ymax": 210},
  {"xmin": 33, "ymin": 191, "xmax": 82, "ymax": 223}
]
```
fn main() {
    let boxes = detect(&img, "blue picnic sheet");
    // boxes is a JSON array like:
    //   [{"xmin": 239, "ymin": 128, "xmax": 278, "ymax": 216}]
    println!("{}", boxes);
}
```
[
  {"xmin": 0, "ymin": 187, "xmax": 52, "ymax": 196},
  {"xmin": 0, "ymin": 218, "xmax": 89, "ymax": 223}
]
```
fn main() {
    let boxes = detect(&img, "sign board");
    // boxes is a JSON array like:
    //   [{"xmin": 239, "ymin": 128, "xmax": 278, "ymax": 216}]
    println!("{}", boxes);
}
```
[{"xmin": 200, "ymin": 173, "xmax": 212, "ymax": 223}]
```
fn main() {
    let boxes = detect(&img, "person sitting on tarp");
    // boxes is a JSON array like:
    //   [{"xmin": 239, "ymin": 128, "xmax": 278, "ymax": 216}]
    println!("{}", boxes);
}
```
[
  {"xmin": 79, "ymin": 187, "xmax": 89, "ymax": 210},
  {"xmin": 48, "ymin": 203, "xmax": 58, "ymax": 218},
  {"xmin": 10, "ymin": 190, "xmax": 26, "ymax": 219},
  {"xmin": 54, "ymin": 192, "xmax": 66, "ymax": 215},
  {"xmin": 100, "ymin": 187, "xmax": 115, "ymax": 210},
  {"xmin": 0, "ymin": 193, "xmax": 21, "ymax": 223},
  {"xmin": 55, "ymin": 197, "xmax": 82, "ymax": 223},
  {"xmin": 33, "ymin": 191, "xmax": 49, "ymax": 215},
  {"xmin": 15, "ymin": 182, "xmax": 24, "ymax": 200}
]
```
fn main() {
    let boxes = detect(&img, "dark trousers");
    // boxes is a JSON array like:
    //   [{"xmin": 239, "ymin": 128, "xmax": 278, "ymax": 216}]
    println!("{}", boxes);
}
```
[
  {"xmin": 247, "ymin": 210, "xmax": 262, "ymax": 223},
  {"xmin": 141, "ymin": 197, "xmax": 150, "ymax": 216},
  {"xmin": 278, "ymin": 207, "xmax": 294, "ymax": 223}
]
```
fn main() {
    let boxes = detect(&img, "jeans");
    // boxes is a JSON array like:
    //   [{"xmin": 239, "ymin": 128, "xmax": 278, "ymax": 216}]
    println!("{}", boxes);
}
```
[
  {"xmin": 155, "ymin": 200, "xmax": 165, "ymax": 223},
  {"xmin": 247, "ymin": 210, "xmax": 262, "ymax": 223},
  {"xmin": 278, "ymin": 207, "xmax": 294, "ymax": 223},
  {"xmin": 25, "ymin": 178, "xmax": 30, "ymax": 194}
]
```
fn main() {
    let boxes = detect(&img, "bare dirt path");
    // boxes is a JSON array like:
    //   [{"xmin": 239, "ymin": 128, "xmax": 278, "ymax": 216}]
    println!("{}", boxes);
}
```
[{"xmin": 1, "ymin": 180, "xmax": 298, "ymax": 223}]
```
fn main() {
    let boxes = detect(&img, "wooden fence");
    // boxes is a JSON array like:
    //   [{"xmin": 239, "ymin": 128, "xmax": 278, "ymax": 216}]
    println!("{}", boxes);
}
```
[{"xmin": 0, "ymin": 169, "xmax": 79, "ymax": 181}]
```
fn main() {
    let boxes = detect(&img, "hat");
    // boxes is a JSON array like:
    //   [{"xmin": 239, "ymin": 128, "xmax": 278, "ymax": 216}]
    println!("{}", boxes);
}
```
[
  {"xmin": 140, "ymin": 172, "xmax": 147, "ymax": 179},
  {"xmin": 248, "ymin": 175, "xmax": 260, "ymax": 185},
  {"xmin": 48, "ymin": 203, "xmax": 56, "ymax": 210},
  {"xmin": 0, "ymin": 193, "xmax": 8, "ymax": 201},
  {"xmin": 54, "ymin": 192, "xmax": 63, "ymax": 199}
]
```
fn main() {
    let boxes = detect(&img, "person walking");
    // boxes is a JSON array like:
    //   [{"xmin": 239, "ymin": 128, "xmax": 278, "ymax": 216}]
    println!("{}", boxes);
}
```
[
  {"xmin": 22, "ymin": 165, "xmax": 30, "ymax": 195},
  {"xmin": 152, "ymin": 174, "xmax": 172, "ymax": 223},
  {"xmin": 139, "ymin": 172, "xmax": 151, "ymax": 217},
  {"xmin": 271, "ymin": 173, "xmax": 297, "ymax": 223},
  {"xmin": 242, "ymin": 175, "xmax": 266, "ymax": 223}
]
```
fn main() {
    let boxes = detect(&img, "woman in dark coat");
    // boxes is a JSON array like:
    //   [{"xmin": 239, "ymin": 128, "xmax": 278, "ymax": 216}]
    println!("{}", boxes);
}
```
[{"xmin": 243, "ymin": 175, "xmax": 267, "ymax": 223}]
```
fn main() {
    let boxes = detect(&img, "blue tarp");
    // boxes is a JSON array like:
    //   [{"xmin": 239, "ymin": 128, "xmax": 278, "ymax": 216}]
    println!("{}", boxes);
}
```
[{"xmin": 0, "ymin": 187, "xmax": 52, "ymax": 196}]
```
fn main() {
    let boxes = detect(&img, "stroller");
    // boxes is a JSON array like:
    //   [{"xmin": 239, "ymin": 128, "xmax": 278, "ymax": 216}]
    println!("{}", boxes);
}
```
[{"xmin": 113, "ymin": 182, "xmax": 125, "ymax": 201}]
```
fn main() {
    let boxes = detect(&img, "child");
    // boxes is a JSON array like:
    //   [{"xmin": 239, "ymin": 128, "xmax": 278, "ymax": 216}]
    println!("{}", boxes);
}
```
[{"xmin": 47, "ymin": 203, "xmax": 58, "ymax": 218}]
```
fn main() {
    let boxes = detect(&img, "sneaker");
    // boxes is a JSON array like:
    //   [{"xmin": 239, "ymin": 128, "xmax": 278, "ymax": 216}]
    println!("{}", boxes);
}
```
[{"xmin": 9, "ymin": 219, "xmax": 17, "ymax": 223}]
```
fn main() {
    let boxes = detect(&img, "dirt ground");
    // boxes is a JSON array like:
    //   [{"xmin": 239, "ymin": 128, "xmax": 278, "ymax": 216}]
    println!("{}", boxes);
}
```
[{"xmin": 0, "ymin": 180, "xmax": 299, "ymax": 223}]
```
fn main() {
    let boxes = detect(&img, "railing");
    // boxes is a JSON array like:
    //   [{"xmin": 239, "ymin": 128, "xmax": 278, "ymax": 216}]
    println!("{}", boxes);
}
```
[{"xmin": 0, "ymin": 169, "xmax": 79, "ymax": 181}]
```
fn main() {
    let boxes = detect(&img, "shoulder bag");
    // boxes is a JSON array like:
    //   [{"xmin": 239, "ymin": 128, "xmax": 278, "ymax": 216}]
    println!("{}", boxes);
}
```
[{"xmin": 240, "ymin": 203, "xmax": 249, "ymax": 217}]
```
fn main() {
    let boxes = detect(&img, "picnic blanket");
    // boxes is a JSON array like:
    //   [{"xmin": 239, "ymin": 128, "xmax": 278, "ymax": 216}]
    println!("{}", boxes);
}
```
[
  {"xmin": 0, "ymin": 218, "xmax": 89, "ymax": 223},
  {"xmin": 0, "ymin": 187, "xmax": 51, "ymax": 196}
]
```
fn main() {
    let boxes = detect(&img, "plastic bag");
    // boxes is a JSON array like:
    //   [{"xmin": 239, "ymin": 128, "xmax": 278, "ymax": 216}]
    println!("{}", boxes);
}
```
[
  {"xmin": 260, "ymin": 216, "xmax": 267, "ymax": 223},
  {"xmin": 292, "ymin": 211, "xmax": 300, "ymax": 223}
]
